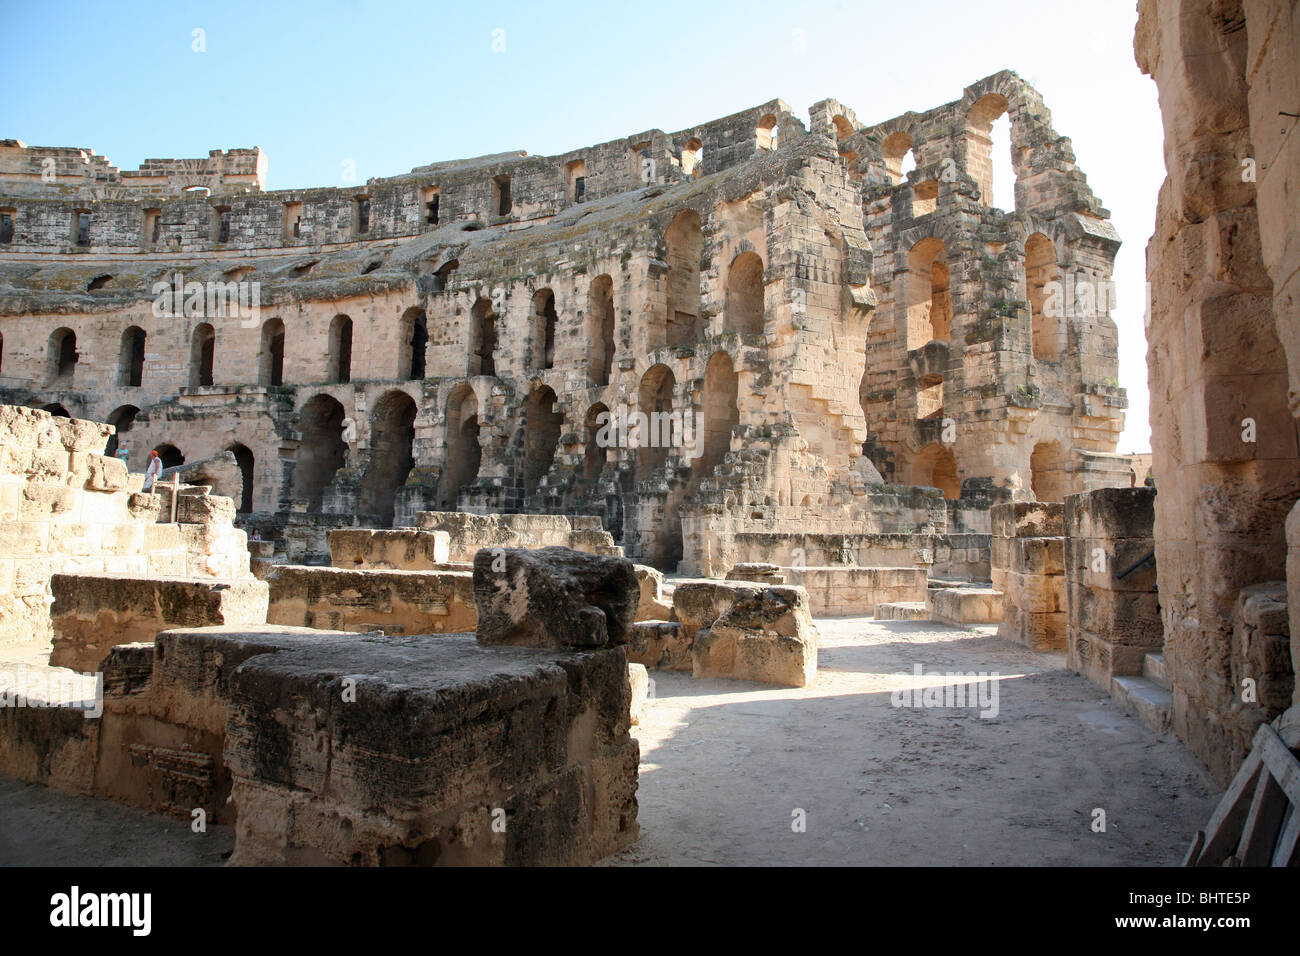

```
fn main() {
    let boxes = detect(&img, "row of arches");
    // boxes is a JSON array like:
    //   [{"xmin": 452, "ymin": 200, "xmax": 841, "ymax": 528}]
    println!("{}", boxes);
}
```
[{"xmin": 906, "ymin": 439, "xmax": 1068, "ymax": 502}]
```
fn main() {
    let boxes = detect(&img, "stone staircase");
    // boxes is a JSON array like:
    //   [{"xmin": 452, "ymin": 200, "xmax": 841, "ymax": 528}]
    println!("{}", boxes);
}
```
[{"xmin": 1111, "ymin": 652, "xmax": 1171, "ymax": 733}]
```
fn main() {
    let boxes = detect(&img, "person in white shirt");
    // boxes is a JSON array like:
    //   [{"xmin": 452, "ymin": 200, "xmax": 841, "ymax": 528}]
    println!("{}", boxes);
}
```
[{"xmin": 143, "ymin": 450, "xmax": 163, "ymax": 491}]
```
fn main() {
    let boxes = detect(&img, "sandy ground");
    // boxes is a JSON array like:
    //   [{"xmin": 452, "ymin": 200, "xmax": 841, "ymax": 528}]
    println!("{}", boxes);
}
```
[
  {"xmin": 0, "ymin": 616, "xmax": 1219, "ymax": 866},
  {"xmin": 606, "ymin": 617, "xmax": 1220, "ymax": 866}
]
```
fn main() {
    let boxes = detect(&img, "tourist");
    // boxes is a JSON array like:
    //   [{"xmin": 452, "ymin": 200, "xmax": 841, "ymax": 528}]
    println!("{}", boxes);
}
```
[{"xmin": 142, "ymin": 449, "xmax": 163, "ymax": 491}]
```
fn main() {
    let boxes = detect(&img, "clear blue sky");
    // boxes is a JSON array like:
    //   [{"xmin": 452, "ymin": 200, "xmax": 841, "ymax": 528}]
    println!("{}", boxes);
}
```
[{"xmin": 2, "ymin": 0, "xmax": 1160, "ymax": 452}]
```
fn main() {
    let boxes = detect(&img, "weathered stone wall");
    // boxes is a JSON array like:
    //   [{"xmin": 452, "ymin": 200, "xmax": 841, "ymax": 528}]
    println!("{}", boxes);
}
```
[
  {"xmin": 1064, "ymin": 488, "xmax": 1159, "ymax": 690},
  {"xmin": 1135, "ymin": 0, "xmax": 1300, "ymax": 782},
  {"xmin": 991, "ymin": 501, "xmax": 1065, "ymax": 650},
  {"xmin": 0, "ymin": 404, "xmax": 252, "ymax": 646},
  {"xmin": 414, "ymin": 511, "xmax": 619, "ymax": 563},
  {"xmin": 266, "ymin": 565, "xmax": 476, "ymax": 635}
]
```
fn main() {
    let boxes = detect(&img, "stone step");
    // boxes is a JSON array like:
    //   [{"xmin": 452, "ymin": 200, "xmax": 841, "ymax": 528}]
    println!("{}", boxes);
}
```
[
  {"xmin": 1142, "ymin": 652, "xmax": 1168, "ymax": 689},
  {"xmin": 875, "ymin": 601, "xmax": 928, "ymax": 621},
  {"xmin": 1111, "ymin": 675, "xmax": 1171, "ymax": 734}
]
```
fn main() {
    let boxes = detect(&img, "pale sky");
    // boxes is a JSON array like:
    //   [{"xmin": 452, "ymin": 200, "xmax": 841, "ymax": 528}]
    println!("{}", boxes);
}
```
[{"xmin": 3, "ymin": 0, "xmax": 1159, "ymax": 451}]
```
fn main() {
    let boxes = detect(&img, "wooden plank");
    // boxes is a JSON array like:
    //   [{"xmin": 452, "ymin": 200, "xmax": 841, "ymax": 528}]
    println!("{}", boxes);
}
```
[
  {"xmin": 1271, "ymin": 805, "xmax": 1299, "ymax": 867},
  {"xmin": 1182, "ymin": 829, "xmax": 1205, "ymax": 867},
  {"xmin": 1195, "ymin": 744, "xmax": 1265, "ymax": 866},
  {"xmin": 1238, "ymin": 772, "xmax": 1286, "ymax": 866},
  {"xmin": 1255, "ymin": 724, "xmax": 1300, "ymax": 808}
]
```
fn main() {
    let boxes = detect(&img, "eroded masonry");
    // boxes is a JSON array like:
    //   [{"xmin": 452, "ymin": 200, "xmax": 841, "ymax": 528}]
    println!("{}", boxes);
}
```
[{"xmin": 0, "ymin": 71, "xmax": 1128, "ymax": 577}]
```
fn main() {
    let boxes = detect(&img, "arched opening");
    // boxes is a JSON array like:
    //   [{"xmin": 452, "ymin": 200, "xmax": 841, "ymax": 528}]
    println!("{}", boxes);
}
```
[
  {"xmin": 359, "ymin": 390, "xmax": 417, "ymax": 526},
  {"xmin": 1026, "ymin": 233, "xmax": 1063, "ymax": 362},
  {"xmin": 756, "ymin": 114, "xmax": 778, "ymax": 150},
  {"xmin": 47, "ymin": 328, "xmax": 77, "ymax": 384},
  {"xmin": 470, "ymin": 298, "xmax": 497, "ymax": 376},
  {"xmin": 586, "ymin": 275, "xmax": 616, "ymax": 386},
  {"xmin": 966, "ymin": 93, "xmax": 1015, "ymax": 210},
  {"xmin": 917, "ymin": 373, "xmax": 944, "ymax": 420},
  {"xmin": 156, "ymin": 444, "xmax": 184, "ymax": 469},
  {"xmin": 227, "ymin": 443, "xmax": 255, "ymax": 514},
  {"xmin": 681, "ymin": 138, "xmax": 703, "ymax": 178},
  {"xmin": 666, "ymin": 210, "xmax": 702, "ymax": 348},
  {"xmin": 43, "ymin": 403, "xmax": 70, "ymax": 418},
  {"xmin": 913, "ymin": 443, "xmax": 959, "ymax": 499},
  {"xmin": 691, "ymin": 351, "xmax": 739, "ymax": 493},
  {"xmin": 119, "ymin": 327, "xmax": 146, "ymax": 387},
  {"xmin": 522, "ymin": 385, "xmax": 562, "ymax": 496},
  {"xmin": 190, "ymin": 323, "xmax": 215, "ymax": 387},
  {"xmin": 724, "ymin": 251, "xmax": 765, "ymax": 336},
  {"xmin": 104, "ymin": 405, "xmax": 139, "ymax": 459},
  {"xmin": 259, "ymin": 319, "xmax": 285, "ymax": 386},
  {"xmin": 293, "ymin": 394, "xmax": 347, "ymax": 511},
  {"xmin": 401, "ymin": 307, "xmax": 427, "ymax": 380},
  {"xmin": 881, "ymin": 131, "xmax": 914, "ymax": 185},
  {"xmin": 329, "ymin": 315, "xmax": 353, "ymax": 384},
  {"xmin": 440, "ymin": 384, "xmax": 480, "ymax": 509},
  {"xmin": 831, "ymin": 114, "xmax": 854, "ymax": 142},
  {"xmin": 584, "ymin": 403, "xmax": 609, "ymax": 483},
  {"xmin": 905, "ymin": 237, "xmax": 951, "ymax": 350},
  {"xmin": 530, "ymin": 290, "xmax": 557, "ymax": 370},
  {"xmin": 637, "ymin": 363, "xmax": 676, "ymax": 477},
  {"xmin": 0, "ymin": 333, "xmax": 4, "ymax": 375},
  {"xmin": 1030, "ymin": 440, "xmax": 1068, "ymax": 502}
]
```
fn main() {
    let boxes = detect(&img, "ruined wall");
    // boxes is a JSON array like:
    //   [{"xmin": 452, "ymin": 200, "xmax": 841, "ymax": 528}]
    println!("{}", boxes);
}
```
[
  {"xmin": 0, "ymin": 77, "xmax": 1126, "ymax": 573},
  {"xmin": 1135, "ymin": 0, "xmax": 1300, "ymax": 782},
  {"xmin": 991, "ymin": 501, "xmax": 1065, "ymax": 650},
  {"xmin": 0, "ymin": 404, "xmax": 252, "ymax": 646}
]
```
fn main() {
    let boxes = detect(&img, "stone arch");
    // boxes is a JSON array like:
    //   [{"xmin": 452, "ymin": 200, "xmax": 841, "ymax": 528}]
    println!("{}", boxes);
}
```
[
  {"xmin": 637, "ymin": 363, "xmax": 676, "ymax": 476},
  {"xmin": 227, "ymin": 442, "xmax": 255, "ymax": 514},
  {"xmin": 47, "ymin": 327, "xmax": 76, "ymax": 384},
  {"xmin": 691, "ymin": 351, "xmax": 738, "ymax": 492},
  {"xmin": 1026, "ymin": 232, "xmax": 1063, "ymax": 361},
  {"xmin": 530, "ymin": 289, "xmax": 558, "ymax": 370},
  {"xmin": 724, "ymin": 251, "xmax": 765, "ymax": 336},
  {"xmin": 470, "ymin": 297, "xmax": 498, "ymax": 376},
  {"xmin": 43, "ymin": 403, "xmax": 71, "ymax": 417},
  {"xmin": 156, "ymin": 444, "xmax": 184, "ymax": 469},
  {"xmin": 329, "ymin": 314, "xmax": 353, "ymax": 384},
  {"xmin": 905, "ymin": 237, "xmax": 951, "ymax": 349},
  {"xmin": 966, "ymin": 92, "xmax": 1014, "ymax": 209},
  {"xmin": 1030, "ymin": 440, "xmax": 1068, "ymax": 502},
  {"xmin": 119, "ymin": 326, "xmax": 146, "ymax": 387},
  {"xmin": 831, "ymin": 114, "xmax": 854, "ymax": 142},
  {"xmin": 586, "ymin": 275, "xmax": 616, "ymax": 386},
  {"xmin": 360, "ymin": 390, "xmax": 417, "ymax": 526},
  {"xmin": 401, "ymin": 307, "xmax": 428, "ymax": 380},
  {"xmin": 912, "ymin": 442, "xmax": 959, "ymax": 499},
  {"xmin": 756, "ymin": 113, "xmax": 778, "ymax": 150},
  {"xmin": 104, "ymin": 405, "xmax": 139, "ymax": 459},
  {"xmin": 584, "ymin": 402, "xmax": 609, "ymax": 484},
  {"xmin": 190, "ymin": 323, "xmax": 215, "ymax": 387},
  {"xmin": 440, "ymin": 383, "xmax": 481, "ymax": 509},
  {"xmin": 666, "ymin": 210, "xmax": 702, "ymax": 348},
  {"xmin": 259, "ymin": 318, "xmax": 285, "ymax": 386},
  {"xmin": 881, "ymin": 130, "xmax": 915, "ymax": 184},
  {"xmin": 522, "ymin": 384, "xmax": 562, "ymax": 495},
  {"xmin": 292, "ymin": 393, "xmax": 347, "ymax": 511}
]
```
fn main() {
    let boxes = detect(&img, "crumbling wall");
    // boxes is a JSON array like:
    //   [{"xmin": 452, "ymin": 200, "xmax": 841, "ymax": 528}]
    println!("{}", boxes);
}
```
[{"xmin": 991, "ymin": 501, "xmax": 1065, "ymax": 650}]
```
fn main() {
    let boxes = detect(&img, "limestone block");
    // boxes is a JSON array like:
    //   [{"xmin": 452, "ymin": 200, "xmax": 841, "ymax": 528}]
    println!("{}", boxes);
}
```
[
  {"xmin": 689, "ymin": 585, "xmax": 817, "ymax": 687},
  {"xmin": 473, "ymin": 546, "xmax": 637, "ymax": 649},
  {"xmin": 625, "ymin": 620, "xmax": 691, "ymax": 671},
  {"xmin": 633, "ymin": 564, "xmax": 672, "ymax": 620},
  {"xmin": 628, "ymin": 663, "xmax": 649, "ymax": 725},
  {"xmin": 329, "ymin": 528, "xmax": 451, "ymax": 570},
  {"xmin": 267, "ymin": 566, "xmax": 476, "ymax": 635}
]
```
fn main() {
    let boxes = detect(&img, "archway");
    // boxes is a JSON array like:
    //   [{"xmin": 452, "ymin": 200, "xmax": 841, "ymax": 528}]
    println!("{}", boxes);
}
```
[
  {"xmin": 47, "ymin": 328, "xmax": 76, "ymax": 384},
  {"xmin": 227, "ymin": 443, "xmax": 255, "ymax": 513},
  {"xmin": 530, "ymin": 290, "xmax": 557, "ymax": 370},
  {"xmin": 156, "ymin": 444, "xmax": 184, "ymax": 469},
  {"xmin": 440, "ymin": 384, "xmax": 481, "ymax": 509},
  {"xmin": 104, "ymin": 405, "xmax": 139, "ymax": 459},
  {"xmin": 637, "ymin": 364, "xmax": 676, "ymax": 477},
  {"xmin": 966, "ymin": 93, "xmax": 1015, "ymax": 210},
  {"xmin": 1030, "ymin": 440, "xmax": 1068, "ymax": 502},
  {"xmin": 1026, "ymin": 233, "xmax": 1063, "ymax": 361},
  {"xmin": 913, "ymin": 442, "xmax": 959, "ymax": 499},
  {"xmin": 906, "ymin": 237, "xmax": 951, "ymax": 349},
  {"xmin": 587, "ymin": 276, "xmax": 616, "ymax": 386},
  {"xmin": 522, "ymin": 385, "xmax": 562, "ymax": 495},
  {"xmin": 691, "ymin": 352, "xmax": 738, "ymax": 492},
  {"xmin": 329, "ymin": 315, "xmax": 353, "ymax": 384},
  {"xmin": 470, "ymin": 298, "xmax": 497, "ymax": 376},
  {"xmin": 401, "ymin": 307, "xmax": 427, "ymax": 380},
  {"xmin": 259, "ymin": 319, "xmax": 285, "ymax": 385},
  {"xmin": 666, "ymin": 210, "xmax": 702, "ymax": 347},
  {"xmin": 190, "ymin": 323, "xmax": 215, "ymax": 387},
  {"xmin": 119, "ymin": 327, "xmax": 146, "ymax": 387},
  {"xmin": 724, "ymin": 251, "xmax": 765, "ymax": 336},
  {"xmin": 360, "ymin": 391, "xmax": 417, "ymax": 526},
  {"xmin": 293, "ymin": 394, "xmax": 347, "ymax": 511},
  {"xmin": 584, "ymin": 402, "xmax": 609, "ymax": 484}
]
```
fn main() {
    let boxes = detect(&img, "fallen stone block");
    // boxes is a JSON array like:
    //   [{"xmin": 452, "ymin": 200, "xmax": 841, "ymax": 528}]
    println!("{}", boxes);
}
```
[
  {"xmin": 625, "ymin": 620, "xmax": 691, "ymax": 671},
  {"xmin": 634, "ymin": 564, "xmax": 673, "ymax": 621},
  {"xmin": 473, "ymin": 546, "xmax": 637, "ymax": 649},
  {"xmin": 927, "ymin": 587, "xmax": 1004, "ymax": 626},
  {"xmin": 681, "ymin": 583, "xmax": 818, "ymax": 687}
]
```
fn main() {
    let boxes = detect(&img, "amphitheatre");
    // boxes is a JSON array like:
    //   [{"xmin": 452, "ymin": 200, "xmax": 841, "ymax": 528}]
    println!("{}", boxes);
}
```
[{"xmin": 0, "ymin": 0, "xmax": 1296, "ymax": 869}]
